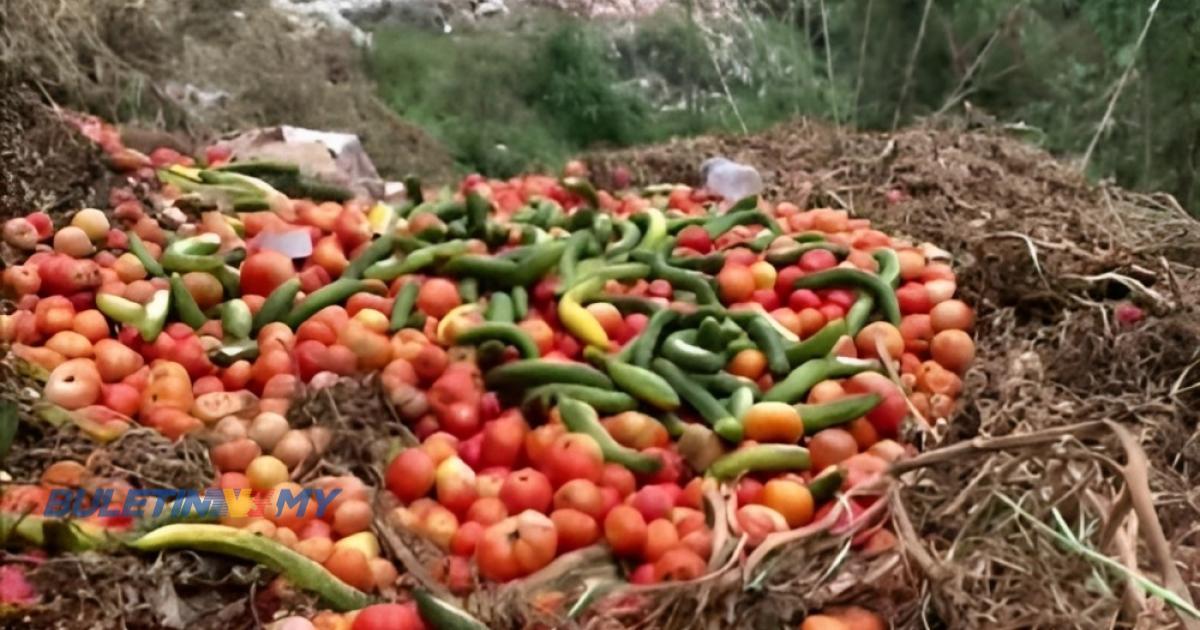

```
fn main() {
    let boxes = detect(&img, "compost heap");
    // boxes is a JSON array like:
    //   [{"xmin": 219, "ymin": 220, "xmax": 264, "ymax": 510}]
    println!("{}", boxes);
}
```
[{"xmin": 0, "ymin": 110, "xmax": 1196, "ymax": 630}]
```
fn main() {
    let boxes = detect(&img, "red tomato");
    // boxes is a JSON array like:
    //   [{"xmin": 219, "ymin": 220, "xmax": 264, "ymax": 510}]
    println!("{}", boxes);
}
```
[
  {"xmin": 478, "ymin": 413, "xmax": 529, "ymax": 469},
  {"xmin": 896, "ymin": 282, "xmax": 932, "ymax": 314},
  {"xmin": 788, "ymin": 288, "xmax": 821, "ymax": 311},
  {"xmin": 843, "ymin": 372, "xmax": 907, "ymax": 438},
  {"xmin": 676, "ymin": 225, "xmax": 712, "ymax": 253},
  {"xmin": 386, "ymin": 448, "xmax": 436, "ymax": 503},
  {"xmin": 240, "ymin": 250, "xmax": 296, "ymax": 297},
  {"xmin": 751, "ymin": 288, "xmax": 780, "ymax": 311},
  {"xmin": 499, "ymin": 468, "xmax": 553, "ymax": 514},
  {"xmin": 543, "ymin": 433, "xmax": 604, "ymax": 486},
  {"xmin": 799, "ymin": 249, "xmax": 838, "ymax": 272},
  {"xmin": 351, "ymin": 603, "xmax": 427, "ymax": 630},
  {"xmin": 653, "ymin": 547, "xmax": 707, "ymax": 582}
]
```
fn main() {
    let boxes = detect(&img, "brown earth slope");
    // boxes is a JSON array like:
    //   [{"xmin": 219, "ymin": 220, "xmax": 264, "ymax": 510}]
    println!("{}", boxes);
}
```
[{"xmin": 587, "ymin": 121, "xmax": 1200, "ymax": 628}]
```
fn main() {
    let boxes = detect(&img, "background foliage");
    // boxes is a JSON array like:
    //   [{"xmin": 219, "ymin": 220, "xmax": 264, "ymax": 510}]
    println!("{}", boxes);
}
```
[{"xmin": 369, "ymin": 0, "xmax": 1199, "ymax": 212}]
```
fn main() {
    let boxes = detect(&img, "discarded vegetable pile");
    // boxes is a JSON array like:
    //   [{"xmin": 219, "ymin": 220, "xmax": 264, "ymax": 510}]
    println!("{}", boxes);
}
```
[{"xmin": 0, "ymin": 117, "xmax": 977, "ymax": 629}]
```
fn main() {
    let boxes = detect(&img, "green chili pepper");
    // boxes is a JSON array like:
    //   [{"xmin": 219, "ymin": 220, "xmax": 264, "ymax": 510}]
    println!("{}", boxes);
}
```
[
  {"xmin": 688, "ymin": 371, "xmax": 761, "ymax": 397},
  {"xmin": 522, "ymin": 384, "xmax": 637, "ymax": 415},
  {"xmin": 584, "ymin": 347, "xmax": 680, "ymax": 412},
  {"xmin": 794, "ymin": 269, "xmax": 901, "ymax": 326},
  {"xmin": 161, "ymin": 233, "xmax": 223, "ymax": 273},
  {"xmin": 485, "ymin": 292, "xmax": 515, "ymax": 323},
  {"xmin": 562, "ymin": 177, "xmax": 600, "ymax": 208},
  {"xmin": 556, "ymin": 231, "xmax": 593, "ymax": 295},
  {"xmin": 745, "ymin": 314, "xmax": 791, "ymax": 377},
  {"xmin": 512, "ymin": 239, "xmax": 569, "ymax": 286},
  {"xmin": 729, "ymin": 386, "xmax": 755, "ymax": 420},
  {"xmin": 458, "ymin": 277, "xmax": 478, "ymax": 303},
  {"xmin": 651, "ymin": 358, "xmax": 742, "ymax": 442},
  {"xmin": 666, "ymin": 216, "xmax": 708, "ymax": 234},
  {"xmin": 708, "ymin": 444, "xmax": 810, "ymax": 480},
  {"xmin": 797, "ymin": 393, "xmax": 882, "ymax": 434},
  {"xmin": 669, "ymin": 253, "xmax": 725, "ymax": 275},
  {"xmin": 631, "ymin": 309, "xmax": 677, "ymax": 367},
  {"xmin": 213, "ymin": 160, "xmax": 300, "ymax": 176},
  {"xmin": 875, "ymin": 248, "xmax": 901, "ymax": 288},
  {"xmin": 221, "ymin": 299, "xmax": 253, "ymax": 340},
  {"xmin": 221, "ymin": 247, "xmax": 246, "ymax": 267},
  {"xmin": 606, "ymin": 219, "xmax": 642, "ymax": 258},
  {"xmin": 633, "ymin": 209, "xmax": 667, "ymax": 252},
  {"xmin": 342, "ymin": 234, "xmax": 396, "ymax": 280},
  {"xmin": 660, "ymin": 329, "xmax": 726, "ymax": 374},
  {"xmin": 283, "ymin": 278, "xmax": 386, "ymax": 328},
  {"xmin": 454, "ymin": 323, "xmax": 539, "ymax": 359},
  {"xmin": 592, "ymin": 213, "xmax": 613, "ymax": 247},
  {"xmin": 657, "ymin": 412, "xmax": 687, "ymax": 439},
  {"xmin": 566, "ymin": 208, "xmax": 597, "ymax": 233},
  {"xmin": 728, "ymin": 195, "xmax": 760, "ymax": 212},
  {"xmin": 168, "ymin": 274, "xmax": 207, "ymax": 330},
  {"xmin": 365, "ymin": 240, "xmax": 468, "ymax": 281},
  {"xmin": 785, "ymin": 318, "xmax": 849, "ymax": 367},
  {"xmin": 403, "ymin": 175, "xmax": 424, "ymax": 205},
  {"xmin": 485, "ymin": 359, "xmax": 612, "ymax": 391},
  {"xmin": 703, "ymin": 208, "xmax": 782, "ymax": 239},
  {"xmin": 557, "ymin": 397, "xmax": 662, "ymax": 474},
  {"xmin": 389, "ymin": 281, "xmax": 420, "ymax": 332},
  {"xmin": 253, "ymin": 278, "xmax": 302, "ymax": 335},
  {"xmin": 675, "ymin": 305, "xmax": 728, "ymax": 328},
  {"xmin": 631, "ymin": 250, "xmax": 719, "ymax": 305},
  {"xmin": 126, "ymin": 233, "xmax": 164, "ymax": 277},
  {"xmin": 695, "ymin": 316, "xmax": 724, "ymax": 350},
  {"xmin": 432, "ymin": 200, "xmax": 466, "ymax": 222},
  {"xmin": 96, "ymin": 290, "xmax": 169, "ymax": 342},
  {"xmin": 213, "ymin": 265, "xmax": 240, "ymax": 298},
  {"xmin": 763, "ymin": 357, "xmax": 880, "ymax": 404},
  {"xmin": 465, "ymin": 191, "xmax": 490, "ymax": 235},
  {"xmin": 763, "ymin": 241, "xmax": 849, "ymax": 267},
  {"xmin": 845, "ymin": 292, "xmax": 874, "ymax": 336},
  {"xmin": 511, "ymin": 286, "xmax": 529, "ymax": 320}
]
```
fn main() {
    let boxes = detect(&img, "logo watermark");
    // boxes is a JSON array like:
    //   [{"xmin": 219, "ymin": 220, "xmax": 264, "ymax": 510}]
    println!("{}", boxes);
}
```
[{"xmin": 43, "ymin": 487, "xmax": 342, "ymax": 520}]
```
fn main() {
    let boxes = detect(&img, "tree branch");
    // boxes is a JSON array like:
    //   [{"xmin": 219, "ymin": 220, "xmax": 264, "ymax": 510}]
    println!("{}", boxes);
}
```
[{"xmin": 1080, "ymin": 0, "xmax": 1162, "ymax": 172}]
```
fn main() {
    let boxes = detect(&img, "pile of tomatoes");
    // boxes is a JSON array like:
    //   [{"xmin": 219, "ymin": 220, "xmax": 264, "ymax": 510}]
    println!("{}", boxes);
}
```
[{"xmin": 0, "ymin": 115, "xmax": 975, "ymax": 630}]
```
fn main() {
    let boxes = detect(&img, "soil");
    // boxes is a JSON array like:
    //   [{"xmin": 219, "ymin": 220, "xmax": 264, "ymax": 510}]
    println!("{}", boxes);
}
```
[
  {"xmin": 0, "ymin": 0, "xmax": 455, "ymax": 182},
  {"xmin": 587, "ymin": 119, "xmax": 1200, "ymax": 628},
  {"xmin": 0, "ymin": 88, "xmax": 106, "ymax": 221}
]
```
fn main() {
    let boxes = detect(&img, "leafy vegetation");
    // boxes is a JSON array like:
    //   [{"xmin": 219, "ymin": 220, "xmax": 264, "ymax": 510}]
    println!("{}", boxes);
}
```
[{"xmin": 368, "ymin": 1, "xmax": 1199, "ymax": 212}]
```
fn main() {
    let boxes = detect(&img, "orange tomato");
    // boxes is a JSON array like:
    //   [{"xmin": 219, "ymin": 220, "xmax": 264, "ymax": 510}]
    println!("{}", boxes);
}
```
[
  {"xmin": 71, "ymin": 309, "xmax": 110, "ymax": 343},
  {"xmin": 550, "ymin": 508, "xmax": 600, "ymax": 552},
  {"xmin": 930, "ymin": 329, "xmax": 975, "ymax": 373},
  {"xmin": 417, "ymin": 278, "xmax": 461, "ymax": 319},
  {"xmin": 806, "ymin": 379, "xmax": 845, "ymax": 404},
  {"xmin": 854, "ymin": 322, "xmax": 904, "ymax": 359},
  {"xmin": 518, "ymin": 318, "xmax": 555, "ymax": 355},
  {"xmin": 761, "ymin": 478, "xmax": 815, "ymax": 528},
  {"xmin": 846, "ymin": 418, "xmax": 880, "ymax": 450},
  {"xmin": 727, "ymin": 349, "xmax": 767, "ymax": 380},
  {"xmin": 742, "ymin": 402, "xmax": 805, "ymax": 443},
  {"xmin": 141, "ymin": 360, "xmax": 194, "ymax": 415},
  {"xmin": 717, "ymin": 264, "xmax": 756, "ymax": 303},
  {"xmin": 930, "ymin": 299, "xmax": 975, "ymax": 332},
  {"xmin": 604, "ymin": 505, "xmax": 648, "ymax": 556},
  {"xmin": 643, "ymin": 518, "xmax": 680, "ymax": 562},
  {"xmin": 800, "ymin": 615, "xmax": 851, "ymax": 630}
]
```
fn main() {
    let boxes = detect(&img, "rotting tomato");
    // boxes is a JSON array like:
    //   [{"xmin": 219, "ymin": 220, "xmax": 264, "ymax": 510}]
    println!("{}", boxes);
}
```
[{"xmin": 475, "ymin": 510, "xmax": 558, "ymax": 582}]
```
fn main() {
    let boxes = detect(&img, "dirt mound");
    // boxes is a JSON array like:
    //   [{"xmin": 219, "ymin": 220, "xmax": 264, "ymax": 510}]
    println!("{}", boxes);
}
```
[
  {"xmin": 587, "ymin": 122, "xmax": 1200, "ymax": 628},
  {"xmin": 0, "ymin": 88, "xmax": 106, "ymax": 221},
  {"xmin": 0, "ymin": 0, "xmax": 454, "ymax": 181}
]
